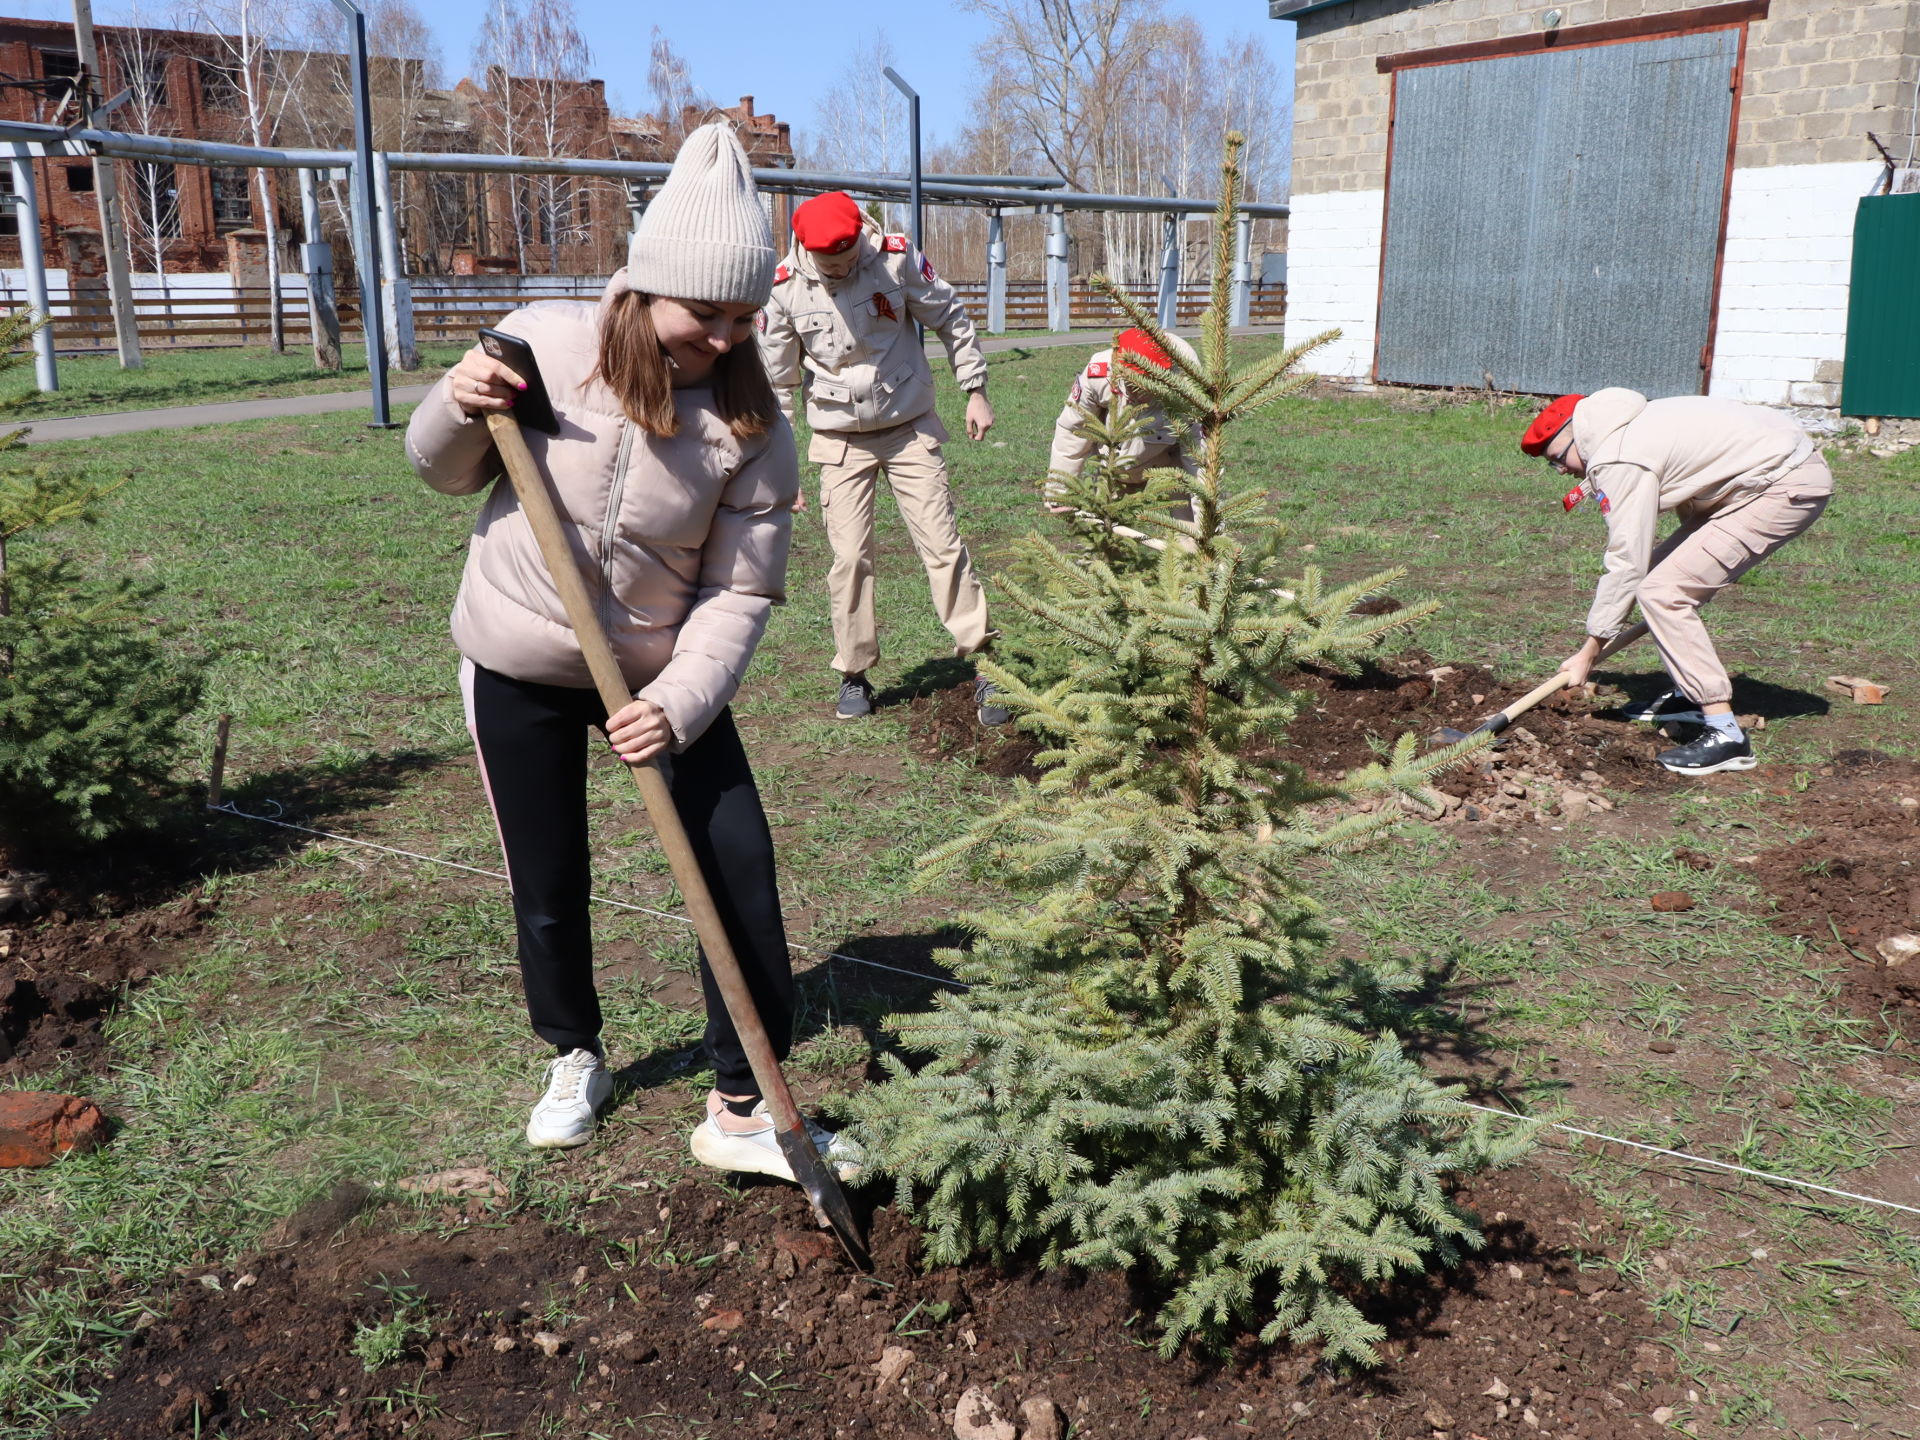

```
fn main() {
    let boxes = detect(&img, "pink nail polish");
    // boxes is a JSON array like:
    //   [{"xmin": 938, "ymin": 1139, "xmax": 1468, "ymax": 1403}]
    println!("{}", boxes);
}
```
[{"xmin": 516, "ymin": 381, "xmax": 527, "ymax": 391}]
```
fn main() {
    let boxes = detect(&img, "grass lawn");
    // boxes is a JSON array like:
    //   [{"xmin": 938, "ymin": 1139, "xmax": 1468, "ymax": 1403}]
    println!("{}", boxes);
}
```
[
  {"xmin": 2, "ymin": 337, "xmax": 1917, "ymax": 1435},
  {"xmin": 0, "ymin": 343, "xmax": 468, "ymax": 423}
]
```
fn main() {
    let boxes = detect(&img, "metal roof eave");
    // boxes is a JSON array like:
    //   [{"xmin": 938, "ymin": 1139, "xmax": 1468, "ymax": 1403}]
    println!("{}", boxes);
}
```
[{"xmin": 1268, "ymin": 0, "xmax": 1358, "ymax": 19}]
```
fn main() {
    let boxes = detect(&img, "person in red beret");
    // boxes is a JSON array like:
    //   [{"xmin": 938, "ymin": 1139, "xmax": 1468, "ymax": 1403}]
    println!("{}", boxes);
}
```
[
  {"xmin": 1046, "ymin": 327, "xmax": 1199, "ymax": 516},
  {"xmin": 757, "ymin": 192, "xmax": 1005, "ymax": 725},
  {"xmin": 1525, "ymin": 389, "xmax": 1831, "ymax": 775}
]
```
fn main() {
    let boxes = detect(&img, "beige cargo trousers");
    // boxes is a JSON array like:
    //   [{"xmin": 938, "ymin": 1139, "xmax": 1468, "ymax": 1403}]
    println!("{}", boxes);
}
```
[
  {"xmin": 1638, "ymin": 457, "xmax": 1832, "ymax": 706},
  {"xmin": 810, "ymin": 413, "xmax": 992, "ymax": 677}
]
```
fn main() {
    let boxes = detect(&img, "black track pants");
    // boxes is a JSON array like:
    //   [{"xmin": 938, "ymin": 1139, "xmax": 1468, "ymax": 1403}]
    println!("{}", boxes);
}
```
[{"xmin": 462, "ymin": 660, "xmax": 792, "ymax": 1096}]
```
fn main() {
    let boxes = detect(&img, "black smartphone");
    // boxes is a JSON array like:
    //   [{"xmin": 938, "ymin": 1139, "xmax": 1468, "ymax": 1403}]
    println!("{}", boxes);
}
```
[{"xmin": 477, "ymin": 327, "xmax": 560, "ymax": 435}]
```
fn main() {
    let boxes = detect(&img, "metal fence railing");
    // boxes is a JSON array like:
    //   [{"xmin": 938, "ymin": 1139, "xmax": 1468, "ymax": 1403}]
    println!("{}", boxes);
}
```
[{"xmin": 2, "ymin": 280, "xmax": 1286, "ymax": 353}]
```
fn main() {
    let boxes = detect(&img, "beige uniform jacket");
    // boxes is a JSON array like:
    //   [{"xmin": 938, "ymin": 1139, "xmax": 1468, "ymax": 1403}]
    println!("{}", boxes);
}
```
[
  {"xmin": 758, "ymin": 230, "xmax": 988, "ymax": 435},
  {"xmin": 1047, "ymin": 342, "xmax": 1196, "ymax": 476},
  {"xmin": 1571, "ymin": 388, "xmax": 1818, "ymax": 639},
  {"xmin": 406, "ymin": 275, "xmax": 799, "ymax": 751}
]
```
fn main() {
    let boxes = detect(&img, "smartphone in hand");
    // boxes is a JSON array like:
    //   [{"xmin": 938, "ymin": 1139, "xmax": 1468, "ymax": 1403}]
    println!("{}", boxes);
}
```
[{"xmin": 477, "ymin": 327, "xmax": 560, "ymax": 435}]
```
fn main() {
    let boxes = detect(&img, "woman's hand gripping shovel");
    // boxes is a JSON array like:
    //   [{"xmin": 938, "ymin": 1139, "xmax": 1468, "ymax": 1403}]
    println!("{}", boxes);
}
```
[
  {"xmin": 1433, "ymin": 622, "xmax": 1651, "ymax": 745},
  {"xmin": 476, "ymin": 330, "xmax": 871, "ymax": 1272}
]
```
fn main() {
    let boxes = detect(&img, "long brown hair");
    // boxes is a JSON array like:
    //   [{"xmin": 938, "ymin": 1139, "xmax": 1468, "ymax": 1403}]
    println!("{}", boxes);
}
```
[{"xmin": 595, "ymin": 290, "xmax": 778, "ymax": 439}]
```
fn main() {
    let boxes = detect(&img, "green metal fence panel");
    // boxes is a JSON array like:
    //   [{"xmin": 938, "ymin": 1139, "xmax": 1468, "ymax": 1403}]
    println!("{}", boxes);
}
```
[{"xmin": 1840, "ymin": 194, "xmax": 1920, "ymax": 418}]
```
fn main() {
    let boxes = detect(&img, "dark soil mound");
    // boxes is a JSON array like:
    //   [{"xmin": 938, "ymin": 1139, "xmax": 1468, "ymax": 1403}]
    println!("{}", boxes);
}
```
[
  {"xmin": 900, "ymin": 681, "xmax": 1043, "ymax": 780},
  {"xmin": 0, "ymin": 888, "xmax": 210, "ymax": 1072},
  {"xmin": 62, "ymin": 1166, "xmax": 1678, "ymax": 1440},
  {"xmin": 901, "ymin": 653, "xmax": 1683, "ymax": 827},
  {"xmin": 1284, "ymin": 652, "xmax": 1674, "ymax": 798},
  {"xmin": 1749, "ymin": 751, "xmax": 1920, "ymax": 1035}
]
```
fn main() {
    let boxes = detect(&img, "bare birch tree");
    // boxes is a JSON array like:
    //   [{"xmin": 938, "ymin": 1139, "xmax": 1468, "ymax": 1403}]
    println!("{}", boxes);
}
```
[
  {"xmin": 113, "ymin": 3, "xmax": 181, "ymax": 294},
  {"xmin": 192, "ymin": 0, "xmax": 311, "ymax": 352},
  {"xmin": 472, "ymin": 0, "xmax": 593, "ymax": 275}
]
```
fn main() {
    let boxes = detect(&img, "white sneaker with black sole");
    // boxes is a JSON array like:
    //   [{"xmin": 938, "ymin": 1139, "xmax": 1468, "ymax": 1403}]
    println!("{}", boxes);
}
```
[
  {"xmin": 1658, "ymin": 731, "xmax": 1757, "ymax": 775},
  {"xmin": 689, "ymin": 1096, "xmax": 864, "ymax": 1183},
  {"xmin": 526, "ymin": 1048, "xmax": 613, "ymax": 1148},
  {"xmin": 1621, "ymin": 690, "xmax": 1706, "ymax": 726}
]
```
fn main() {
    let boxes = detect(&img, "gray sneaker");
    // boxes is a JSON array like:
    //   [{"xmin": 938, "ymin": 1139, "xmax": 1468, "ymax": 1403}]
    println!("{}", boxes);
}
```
[
  {"xmin": 835, "ymin": 674, "xmax": 874, "ymax": 721},
  {"xmin": 974, "ymin": 674, "xmax": 1011, "ymax": 727}
]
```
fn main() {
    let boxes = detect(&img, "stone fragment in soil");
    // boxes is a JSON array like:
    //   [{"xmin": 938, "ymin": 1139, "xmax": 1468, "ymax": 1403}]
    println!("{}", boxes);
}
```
[
  {"xmin": 953, "ymin": 1385, "xmax": 1016, "ymax": 1440},
  {"xmin": 1878, "ymin": 932, "xmax": 1920, "ymax": 967},
  {"xmin": 0, "ymin": 1090, "xmax": 109, "ymax": 1167}
]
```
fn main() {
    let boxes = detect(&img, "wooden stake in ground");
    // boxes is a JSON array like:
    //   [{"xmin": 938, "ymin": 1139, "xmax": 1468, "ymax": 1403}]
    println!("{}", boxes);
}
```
[{"xmin": 484, "ymin": 411, "xmax": 871, "ymax": 1272}]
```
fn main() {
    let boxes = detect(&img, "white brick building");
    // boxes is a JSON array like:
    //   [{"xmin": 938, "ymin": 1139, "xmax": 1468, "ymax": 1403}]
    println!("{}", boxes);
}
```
[{"xmin": 1271, "ymin": 0, "xmax": 1918, "ymax": 406}]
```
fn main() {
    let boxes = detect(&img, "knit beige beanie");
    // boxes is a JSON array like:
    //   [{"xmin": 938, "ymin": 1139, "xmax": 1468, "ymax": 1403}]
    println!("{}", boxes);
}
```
[{"xmin": 626, "ymin": 122, "xmax": 775, "ymax": 306}]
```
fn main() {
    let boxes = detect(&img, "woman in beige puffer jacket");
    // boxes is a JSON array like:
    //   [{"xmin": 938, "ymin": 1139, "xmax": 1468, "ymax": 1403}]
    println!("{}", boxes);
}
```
[{"xmin": 407, "ymin": 124, "xmax": 858, "ymax": 1182}]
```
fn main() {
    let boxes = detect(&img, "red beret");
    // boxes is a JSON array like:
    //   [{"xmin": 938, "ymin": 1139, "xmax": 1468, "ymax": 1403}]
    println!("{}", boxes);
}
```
[
  {"xmin": 1521, "ymin": 394, "xmax": 1584, "ymax": 456},
  {"xmin": 792, "ymin": 192, "xmax": 863, "ymax": 254},
  {"xmin": 1114, "ymin": 327, "xmax": 1171, "ymax": 373}
]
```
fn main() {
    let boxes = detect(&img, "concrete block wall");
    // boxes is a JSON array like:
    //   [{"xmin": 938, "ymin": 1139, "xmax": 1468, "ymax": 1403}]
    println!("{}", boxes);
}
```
[
  {"xmin": 1292, "ymin": 0, "xmax": 1920, "ymax": 197},
  {"xmin": 1284, "ymin": 0, "xmax": 1920, "ymax": 401}
]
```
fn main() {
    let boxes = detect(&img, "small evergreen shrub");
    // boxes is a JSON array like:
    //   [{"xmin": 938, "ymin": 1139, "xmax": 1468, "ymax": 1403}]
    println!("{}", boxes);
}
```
[
  {"xmin": 849, "ymin": 137, "xmax": 1530, "ymax": 1367},
  {"xmin": 0, "ymin": 311, "xmax": 205, "ymax": 858}
]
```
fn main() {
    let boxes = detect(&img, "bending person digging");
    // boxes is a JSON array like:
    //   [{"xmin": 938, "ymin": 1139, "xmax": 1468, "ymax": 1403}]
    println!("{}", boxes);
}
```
[
  {"xmin": 1523, "ymin": 388, "xmax": 1831, "ymax": 776},
  {"xmin": 757, "ymin": 191, "xmax": 1007, "ymax": 726},
  {"xmin": 406, "ymin": 123, "xmax": 857, "ymax": 1181},
  {"xmin": 1045, "ymin": 326, "xmax": 1199, "ymax": 519}
]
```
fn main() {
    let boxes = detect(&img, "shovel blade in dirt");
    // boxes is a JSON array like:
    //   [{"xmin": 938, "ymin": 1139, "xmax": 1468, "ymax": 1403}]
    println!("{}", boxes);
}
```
[{"xmin": 485, "ymin": 409, "xmax": 872, "ymax": 1272}]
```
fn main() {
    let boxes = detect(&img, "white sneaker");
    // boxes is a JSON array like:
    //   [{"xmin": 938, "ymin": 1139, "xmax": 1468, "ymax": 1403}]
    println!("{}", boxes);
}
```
[
  {"xmin": 689, "ymin": 1095, "xmax": 864, "ymax": 1183},
  {"xmin": 525, "ymin": 1048, "xmax": 613, "ymax": 1149}
]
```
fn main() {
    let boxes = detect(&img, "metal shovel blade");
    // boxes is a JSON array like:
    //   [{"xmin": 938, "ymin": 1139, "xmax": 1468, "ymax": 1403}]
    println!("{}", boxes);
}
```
[{"xmin": 773, "ymin": 1120, "xmax": 873, "ymax": 1272}]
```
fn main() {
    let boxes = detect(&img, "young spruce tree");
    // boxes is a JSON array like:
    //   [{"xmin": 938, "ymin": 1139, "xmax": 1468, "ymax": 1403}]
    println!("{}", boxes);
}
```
[
  {"xmin": 849, "ymin": 136, "xmax": 1530, "ymax": 1366},
  {"xmin": 0, "ymin": 308, "xmax": 204, "ymax": 860}
]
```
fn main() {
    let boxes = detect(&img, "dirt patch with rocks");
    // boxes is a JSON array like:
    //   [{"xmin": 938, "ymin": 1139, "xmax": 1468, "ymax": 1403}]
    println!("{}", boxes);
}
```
[
  {"xmin": 61, "ymin": 1163, "xmax": 1679, "ymax": 1440},
  {"xmin": 1280, "ymin": 653, "xmax": 1683, "ymax": 826},
  {"xmin": 0, "ymin": 884, "xmax": 211, "ymax": 1075},
  {"xmin": 901, "ymin": 653, "xmax": 1688, "ymax": 829},
  {"xmin": 1748, "ymin": 750, "xmax": 1920, "ymax": 1036}
]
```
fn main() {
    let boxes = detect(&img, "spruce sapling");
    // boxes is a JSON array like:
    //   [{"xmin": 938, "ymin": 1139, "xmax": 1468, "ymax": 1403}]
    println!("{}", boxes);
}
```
[
  {"xmin": 0, "ymin": 309, "xmax": 205, "ymax": 859},
  {"xmin": 848, "ymin": 136, "xmax": 1528, "ymax": 1367}
]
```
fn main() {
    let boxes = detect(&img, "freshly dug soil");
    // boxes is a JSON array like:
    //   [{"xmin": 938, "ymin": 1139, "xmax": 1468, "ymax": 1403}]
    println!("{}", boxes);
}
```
[
  {"xmin": 900, "ymin": 652, "xmax": 1681, "ymax": 825},
  {"xmin": 0, "ymin": 888, "xmax": 210, "ymax": 1073},
  {"xmin": 1749, "ymin": 750, "xmax": 1920, "ymax": 1033},
  {"xmin": 900, "ymin": 681, "xmax": 1043, "ymax": 780},
  {"xmin": 64, "ymin": 1164, "xmax": 1679, "ymax": 1440},
  {"xmin": 1284, "ymin": 652, "xmax": 1676, "ymax": 802}
]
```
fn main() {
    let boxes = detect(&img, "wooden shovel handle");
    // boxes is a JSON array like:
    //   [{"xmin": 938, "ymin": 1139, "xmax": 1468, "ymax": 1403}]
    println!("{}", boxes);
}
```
[
  {"xmin": 1480, "ymin": 622, "xmax": 1651, "ymax": 735},
  {"xmin": 484, "ymin": 414, "xmax": 802, "ymax": 1132}
]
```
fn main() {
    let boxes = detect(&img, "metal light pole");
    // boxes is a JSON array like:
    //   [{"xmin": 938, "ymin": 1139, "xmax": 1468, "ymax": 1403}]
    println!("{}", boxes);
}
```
[
  {"xmin": 882, "ymin": 67, "xmax": 922, "ymax": 256},
  {"xmin": 7, "ymin": 144, "xmax": 57, "ymax": 391},
  {"xmin": 331, "ymin": 0, "xmax": 390, "ymax": 426}
]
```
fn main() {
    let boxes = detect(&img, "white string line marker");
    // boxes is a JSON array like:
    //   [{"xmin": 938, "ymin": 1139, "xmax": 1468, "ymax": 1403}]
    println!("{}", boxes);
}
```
[
  {"xmin": 210, "ymin": 804, "xmax": 1919, "ymax": 1221},
  {"xmin": 1459, "ymin": 1100, "xmax": 1920, "ymax": 1220},
  {"xmin": 208, "ymin": 802, "xmax": 969, "ymax": 990}
]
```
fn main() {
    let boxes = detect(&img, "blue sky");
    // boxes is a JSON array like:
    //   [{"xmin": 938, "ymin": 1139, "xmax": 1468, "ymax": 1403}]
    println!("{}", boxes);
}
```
[{"xmin": 40, "ymin": 0, "xmax": 1295, "ymax": 159}]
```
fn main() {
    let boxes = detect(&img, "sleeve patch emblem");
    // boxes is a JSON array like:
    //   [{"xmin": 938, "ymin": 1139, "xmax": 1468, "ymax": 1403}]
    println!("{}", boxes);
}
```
[
  {"xmin": 1087, "ymin": 361, "xmax": 1109, "ymax": 379},
  {"xmin": 883, "ymin": 234, "xmax": 909, "ymax": 253},
  {"xmin": 1069, "ymin": 379, "xmax": 1082, "ymax": 404},
  {"xmin": 919, "ymin": 254, "xmax": 936, "ymax": 282},
  {"xmin": 755, "ymin": 310, "xmax": 767, "ymax": 332}
]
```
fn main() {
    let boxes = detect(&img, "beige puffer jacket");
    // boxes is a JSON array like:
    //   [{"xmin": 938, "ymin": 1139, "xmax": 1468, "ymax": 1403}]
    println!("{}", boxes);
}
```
[
  {"xmin": 1572, "ymin": 388, "xmax": 1820, "ymax": 639},
  {"xmin": 757, "ymin": 229, "xmax": 988, "ymax": 435},
  {"xmin": 407, "ymin": 279, "xmax": 799, "ymax": 750}
]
